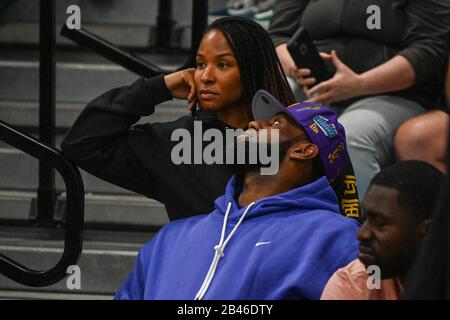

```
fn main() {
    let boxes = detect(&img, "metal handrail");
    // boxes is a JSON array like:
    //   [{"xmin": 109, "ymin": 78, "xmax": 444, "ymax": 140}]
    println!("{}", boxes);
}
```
[
  {"xmin": 38, "ymin": 0, "xmax": 57, "ymax": 225},
  {"xmin": 60, "ymin": 25, "xmax": 164, "ymax": 78},
  {"xmin": 61, "ymin": 0, "xmax": 209, "ymax": 76},
  {"xmin": 0, "ymin": 120, "xmax": 84, "ymax": 287}
]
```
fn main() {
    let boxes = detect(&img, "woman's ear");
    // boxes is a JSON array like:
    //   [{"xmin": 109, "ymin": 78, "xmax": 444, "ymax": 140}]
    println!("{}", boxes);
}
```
[{"xmin": 289, "ymin": 143, "xmax": 319, "ymax": 161}]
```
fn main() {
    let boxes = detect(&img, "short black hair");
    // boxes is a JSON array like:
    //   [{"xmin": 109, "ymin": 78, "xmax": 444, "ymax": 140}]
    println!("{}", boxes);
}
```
[
  {"xmin": 206, "ymin": 17, "xmax": 295, "ymax": 109},
  {"xmin": 369, "ymin": 160, "xmax": 445, "ymax": 223}
]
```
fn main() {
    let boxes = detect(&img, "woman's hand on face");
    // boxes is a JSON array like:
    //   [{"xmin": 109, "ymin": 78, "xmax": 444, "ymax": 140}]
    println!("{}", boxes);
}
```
[
  {"xmin": 164, "ymin": 68, "xmax": 198, "ymax": 111},
  {"xmin": 305, "ymin": 50, "xmax": 365, "ymax": 105}
]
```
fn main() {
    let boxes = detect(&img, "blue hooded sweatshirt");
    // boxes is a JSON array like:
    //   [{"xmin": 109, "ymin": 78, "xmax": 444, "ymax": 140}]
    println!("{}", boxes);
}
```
[{"xmin": 115, "ymin": 176, "xmax": 360, "ymax": 300}]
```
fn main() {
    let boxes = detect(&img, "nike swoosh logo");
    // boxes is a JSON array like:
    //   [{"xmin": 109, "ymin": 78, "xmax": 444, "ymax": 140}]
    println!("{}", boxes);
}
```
[{"xmin": 255, "ymin": 241, "xmax": 272, "ymax": 247}]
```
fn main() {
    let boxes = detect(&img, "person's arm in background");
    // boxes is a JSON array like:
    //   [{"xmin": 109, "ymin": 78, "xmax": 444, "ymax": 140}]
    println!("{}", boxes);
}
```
[
  {"xmin": 304, "ymin": 0, "xmax": 450, "ymax": 105},
  {"xmin": 268, "ymin": 0, "xmax": 309, "ymax": 78},
  {"xmin": 305, "ymin": 52, "xmax": 415, "ymax": 105},
  {"xmin": 60, "ymin": 69, "xmax": 196, "ymax": 200}
]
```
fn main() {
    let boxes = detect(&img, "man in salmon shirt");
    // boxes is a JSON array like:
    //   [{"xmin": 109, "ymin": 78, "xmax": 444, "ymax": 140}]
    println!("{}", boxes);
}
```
[{"xmin": 321, "ymin": 161, "xmax": 445, "ymax": 300}]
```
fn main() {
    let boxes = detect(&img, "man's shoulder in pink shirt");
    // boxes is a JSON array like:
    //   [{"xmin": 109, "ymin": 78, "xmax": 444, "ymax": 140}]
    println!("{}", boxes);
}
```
[{"xmin": 320, "ymin": 259, "xmax": 403, "ymax": 300}]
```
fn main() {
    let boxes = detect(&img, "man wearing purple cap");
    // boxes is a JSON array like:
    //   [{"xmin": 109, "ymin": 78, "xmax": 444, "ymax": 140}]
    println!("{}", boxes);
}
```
[
  {"xmin": 115, "ymin": 90, "xmax": 360, "ymax": 300},
  {"xmin": 250, "ymin": 90, "xmax": 349, "ymax": 184}
]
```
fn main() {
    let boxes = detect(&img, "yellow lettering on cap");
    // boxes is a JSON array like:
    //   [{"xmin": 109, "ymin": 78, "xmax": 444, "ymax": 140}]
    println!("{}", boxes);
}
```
[
  {"xmin": 343, "ymin": 175, "xmax": 357, "ymax": 196},
  {"xmin": 309, "ymin": 123, "xmax": 319, "ymax": 134},
  {"xmin": 341, "ymin": 199, "xmax": 360, "ymax": 218}
]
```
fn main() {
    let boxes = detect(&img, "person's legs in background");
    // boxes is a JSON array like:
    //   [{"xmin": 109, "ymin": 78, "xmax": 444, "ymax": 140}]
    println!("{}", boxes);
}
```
[
  {"xmin": 395, "ymin": 110, "xmax": 449, "ymax": 174},
  {"xmin": 338, "ymin": 95, "xmax": 425, "ymax": 198}
]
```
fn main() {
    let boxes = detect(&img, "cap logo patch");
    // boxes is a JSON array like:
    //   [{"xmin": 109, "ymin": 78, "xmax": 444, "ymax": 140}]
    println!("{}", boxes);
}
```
[
  {"xmin": 313, "ymin": 116, "xmax": 337, "ymax": 139},
  {"xmin": 328, "ymin": 142, "xmax": 345, "ymax": 164}
]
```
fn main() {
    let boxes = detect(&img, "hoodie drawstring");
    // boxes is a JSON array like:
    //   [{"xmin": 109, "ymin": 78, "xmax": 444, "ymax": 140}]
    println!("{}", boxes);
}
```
[{"xmin": 194, "ymin": 201, "xmax": 256, "ymax": 300}]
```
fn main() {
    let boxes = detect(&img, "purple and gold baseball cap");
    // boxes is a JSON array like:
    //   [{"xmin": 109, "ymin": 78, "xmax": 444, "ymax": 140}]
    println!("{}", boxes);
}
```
[{"xmin": 252, "ymin": 90, "xmax": 348, "ymax": 182}]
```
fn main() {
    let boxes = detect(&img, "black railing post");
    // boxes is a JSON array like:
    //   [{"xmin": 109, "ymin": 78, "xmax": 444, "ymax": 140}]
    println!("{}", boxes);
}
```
[
  {"xmin": 192, "ymin": 0, "xmax": 208, "ymax": 52},
  {"xmin": 38, "ymin": 0, "xmax": 56, "ymax": 225},
  {"xmin": 156, "ymin": 0, "xmax": 174, "ymax": 49},
  {"xmin": 184, "ymin": 0, "xmax": 209, "ymax": 68}
]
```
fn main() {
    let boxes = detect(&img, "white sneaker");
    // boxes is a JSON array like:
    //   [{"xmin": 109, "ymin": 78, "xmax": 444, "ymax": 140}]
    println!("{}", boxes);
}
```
[
  {"xmin": 227, "ymin": 0, "xmax": 256, "ymax": 17},
  {"xmin": 254, "ymin": 9, "xmax": 273, "ymax": 21}
]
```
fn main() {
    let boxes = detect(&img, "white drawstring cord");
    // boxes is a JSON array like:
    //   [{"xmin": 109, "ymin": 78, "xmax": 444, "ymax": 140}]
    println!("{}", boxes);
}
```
[
  {"xmin": 194, "ymin": 201, "xmax": 256, "ymax": 300},
  {"xmin": 194, "ymin": 202, "xmax": 231, "ymax": 300}
]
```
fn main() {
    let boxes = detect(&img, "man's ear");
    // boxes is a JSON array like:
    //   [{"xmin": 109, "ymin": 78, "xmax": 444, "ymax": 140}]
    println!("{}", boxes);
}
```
[{"xmin": 289, "ymin": 142, "xmax": 319, "ymax": 161}]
